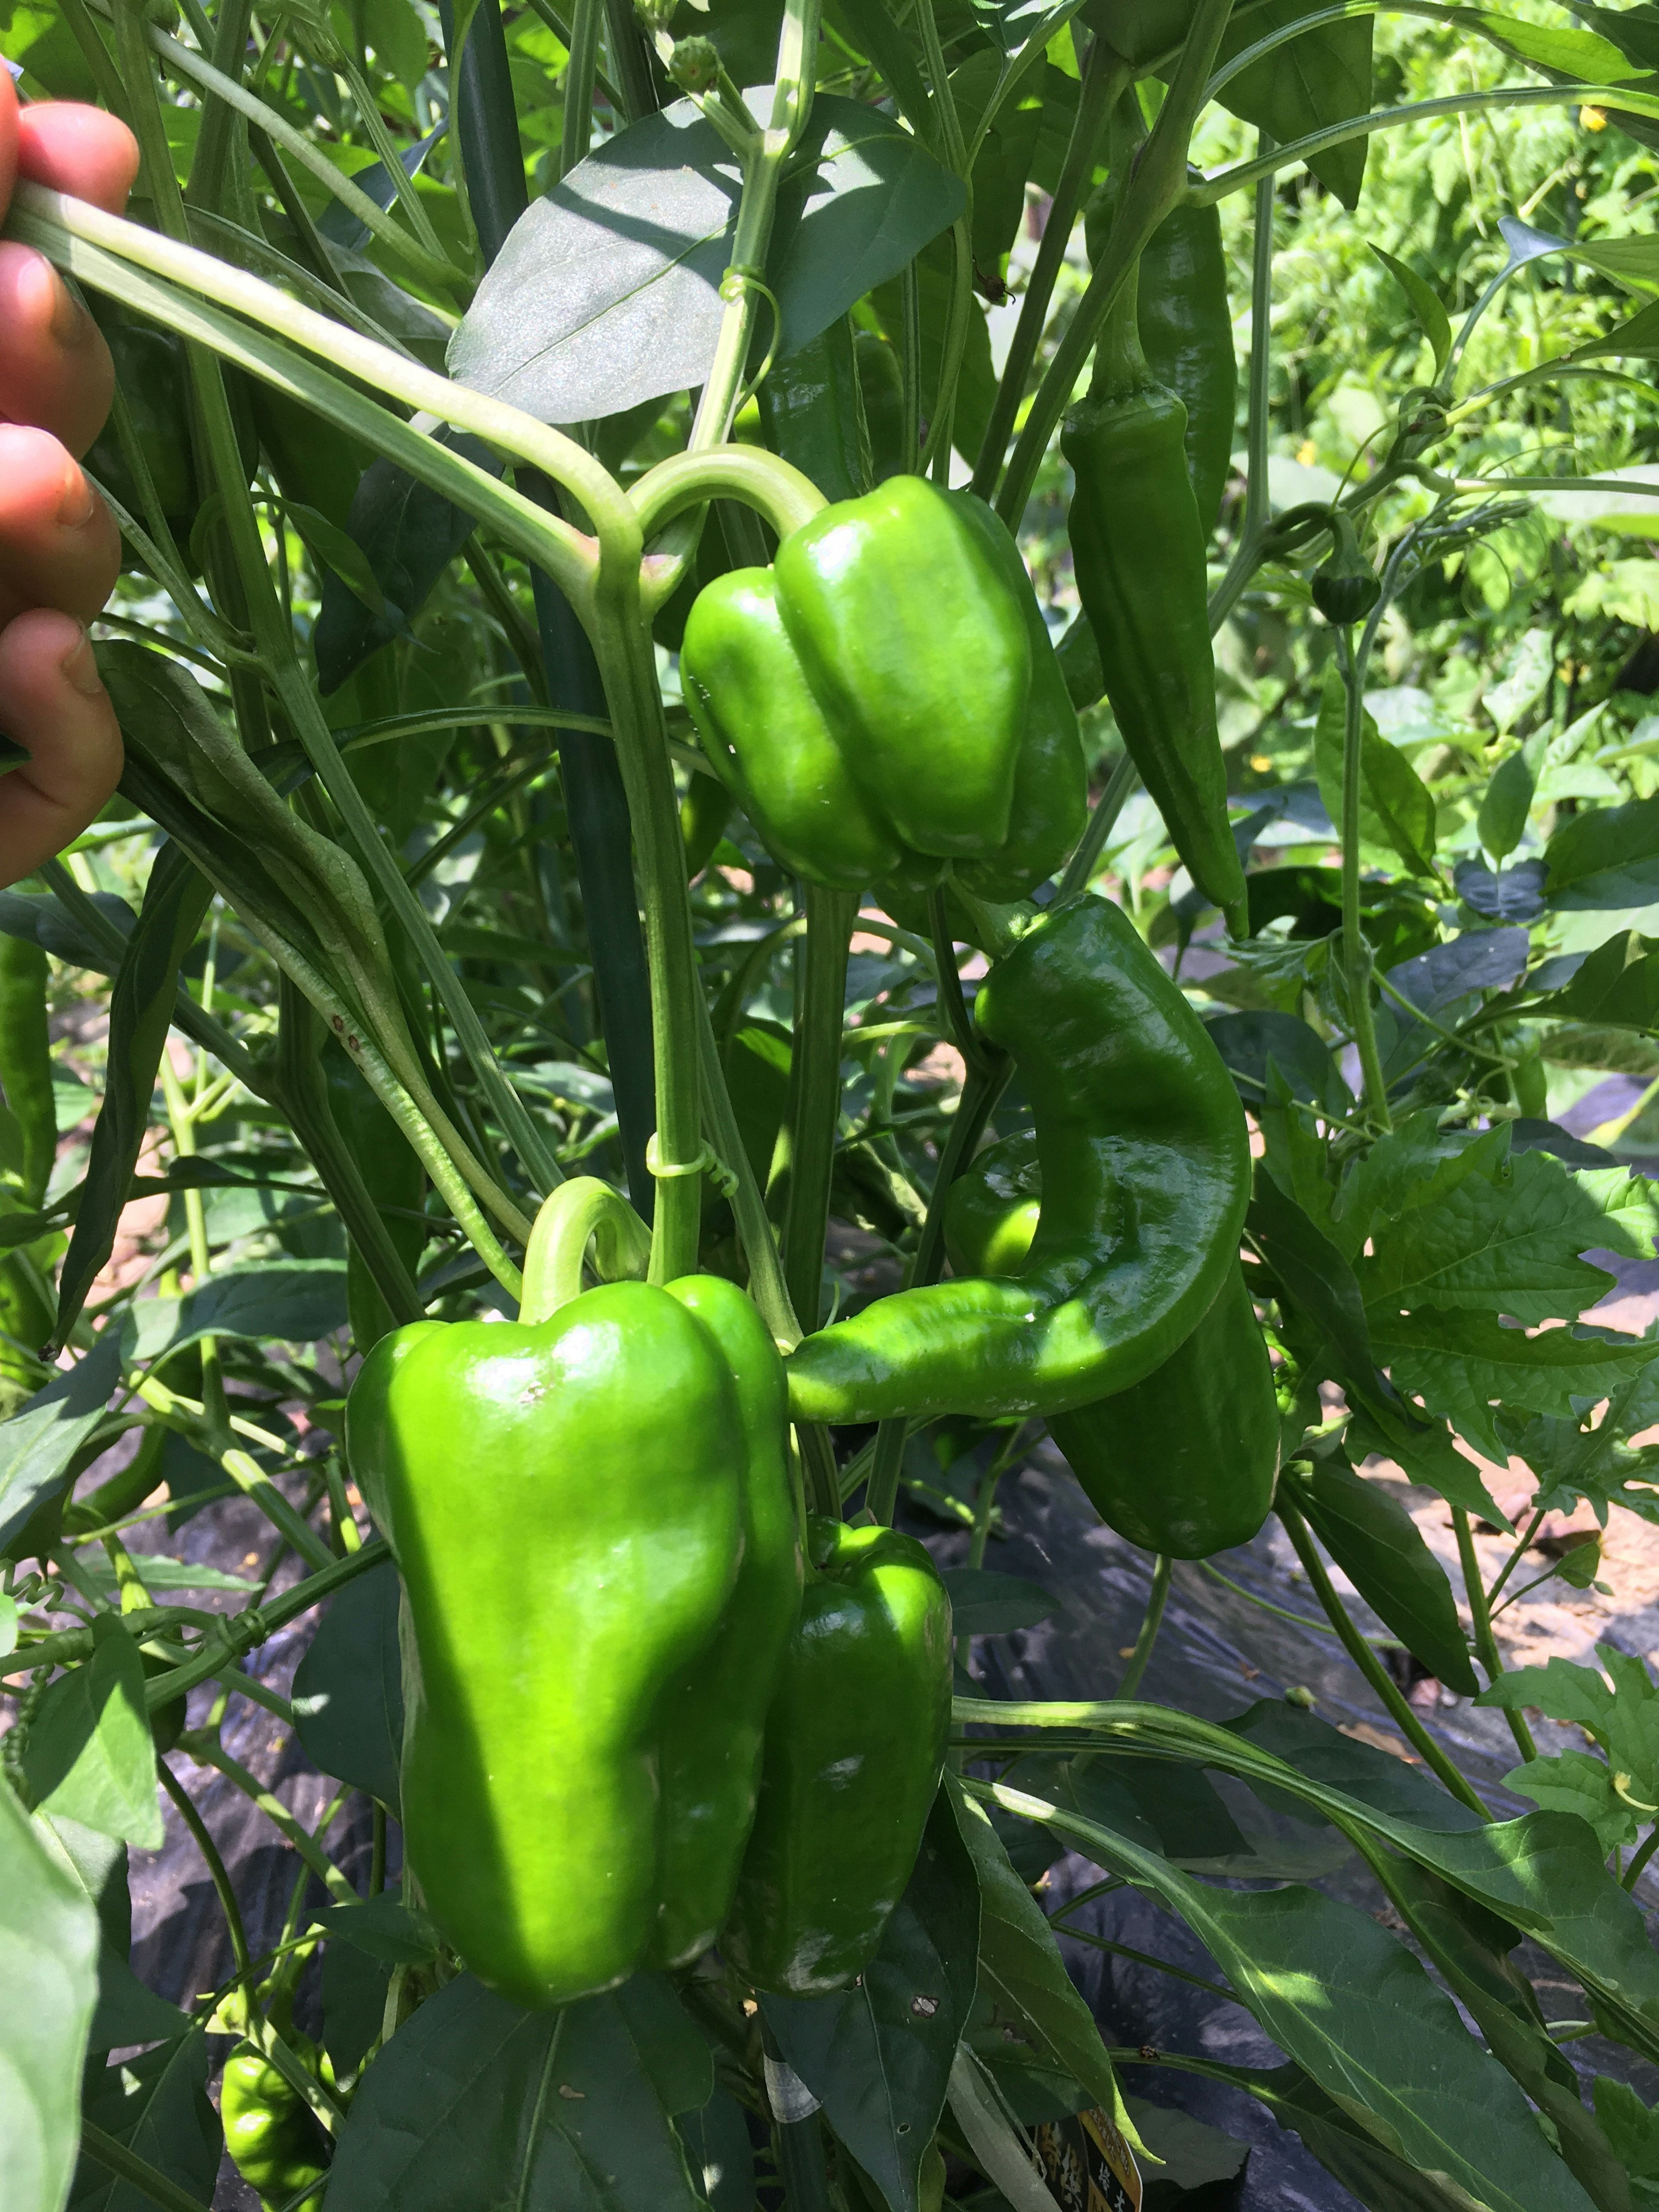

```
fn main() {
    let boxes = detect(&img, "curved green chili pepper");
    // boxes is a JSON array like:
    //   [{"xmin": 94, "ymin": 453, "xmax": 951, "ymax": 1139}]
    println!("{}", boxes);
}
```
[
  {"xmin": 946, "ymin": 1132, "xmax": 1279, "ymax": 1557},
  {"xmin": 785, "ymin": 895, "xmax": 1249, "ymax": 1424}
]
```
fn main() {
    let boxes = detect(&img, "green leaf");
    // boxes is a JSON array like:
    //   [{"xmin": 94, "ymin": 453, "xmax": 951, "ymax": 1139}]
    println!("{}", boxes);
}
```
[
  {"xmin": 940, "ymin": 1570, "xmax": 1057, "ymax": 1636},
  {"xmin": 1344, "ymin": 1400, "xmax": 1508, "ymax": 1523},
  {"xmin": 1553, "ymin": 930, "xmax": 1659, "ymax": 1027},
  {"xmin": 1547, "ymin": 793, "xmax": 1659, "ymax": 909},
  {"xmin": 1214, "ymin": 0, "xmax": 1376, "ymax": 208},
  {"xmin": 1479, "ymin": 747, "xmax": 1538, "ymax": 864},
  {"xmin": 313, "ymin": 1891, "xmax": 442, "ymax": 1966},
  {"xmin": 1592, "ymin": 2077, "xmax": 1659, "ymax": 2184},
  {"xmin": 1476, "ymin": 1648, "xmax": 1659, "ymax": 1797},
  {"xmin": 1367, "ymin": 1309, "xmax": 1655, "ymax": 1460},
  {"xmin": 1495, "ymin": 1750, "xmax": 1635, "ymax": 1854},
  {"xmin": 0, "ymin": 1332, "xmax": 123, "ymax": 1559},
  {"xmin": 1291, "ymin": 1457, "xmax": 1479, "ymax": 1694},
  {"xmin": 677, "ymin": 2091, "xmax": 756, "ymax": 2212},
  {"xmin": 74, "ymin": 1554, "xmax": 255, "ymax": 1595},
  {"xmin": 1567, "ymin": 297, "xmax": 1659, "ymax": 360},
  {"xmin": 1190, "ymin": 2059, "xmax": 1480, "ymax": 2212},
  {"xmin": 1334, "ymin": 1115, "xmax": 1509, "ymax": 1258},
  {"xmin": 1225, "ymin": 1700, "xmax": 1485, "ymax": 1832},
  {"xmin": 1449, "ymin": 7, "xmax": 1648, "ymax": 78},
  {"xmin": 985, "ymin": 1781, "xmax": 1598, "ymax": 2212},
  {"xmin": 71, "ymin": 2027, "xmax": 222, "ymax": 2212},
  {"xmin": 1400, "ymin": 1811, "xmax": 1659, "ymax": 2066},
  {"xmin": 124, "ymin": 1260, "xmax": 350, "ymax": 1363},
  {"xmin": 1381, "ymin": 1859, "xmax": 1628, "ymax": 2212},
  {"xmin": 0, "ymin": 1782, "xmax": 101, "ymax": 2212},
  {"xmin": 324, "ymin": 1973, "xmax": 707, "ymax": 2209},
  {"xmin": 292, "ymin": 1553, "xmax": 404, "ymax": 1809},
  {"xmin": 947, "ymin": 1780, "xmax": 1132, "ymax": 2140},
  {"xmin": 761, "ymin": 1792, "xmax": 979, "ymax": 2212},
  {"xmin": 21, "ymin": 1617, "xmax": 164, "ymax": 1850},
  {"xmin": 451, "ymin": 96, "xmax": 963, "ymax": 425},
  {"xmin": 286, "ymin": 498, "xmax": 399, "ymax": 623},
  {"xmin": 1359, "ymin": 1143, "xmax": 1658, "ymax": 1326},
  {"xmin": 1313, "ymin": 666, "xmax": 1438, "ymax": 876},
  {"xmin": 323, "ymin": 1938, "xmax": 395, "ymax": 2079},
  {"xmin": 50, "ymin": 844, "xmax": 213, "ymax": 1352},
  {"xmin": 1369, "ymin": 244, "xmax": 1452, "ymax": 376}
]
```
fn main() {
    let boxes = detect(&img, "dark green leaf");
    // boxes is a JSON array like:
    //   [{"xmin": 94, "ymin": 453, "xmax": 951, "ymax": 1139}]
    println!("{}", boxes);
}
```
[
  {"xmin": 123, "ymin": 1261, "xmax": 350, "ymax": 1363},
  {"xmin": 292, "ymin": 1553, "xmax": 404, "ymax": 1808},
  {"xmin": 678, "ymin": 2091, "xmax": 756, "ymax": 2212},
  {"xmin": 1547, "ymin": 794, "xmax": 1659, "ymax": 909},
  {"xmin": 990, "ymin": 1781, "xmax": 1596, "ymax": 2212},
  {"xmin": 51, "ymin": 845, "xmax": 213, "ymax": 1352},
  {"xmin": 1479, "ymin": 749, "xmax": 1537, "ymax": 864},
  {"xmin": 313, "ymin": 1891, "xmax": 442, "ymax": 1966},
  {"xmin": 1246, "ymin": 1166, "xmax": 1381, "ymax": 1398},
  {"xmin": 324, "ymin": 1939, "xmax": 395, "ymax": 2078},
  {"xmin": 1224, "ymin": 1700, "xmax": 1485, "ymax": 1832},
  {"xmin": 22, "ymin": 1616, "xmax": 164, "ymax": 1850},
  {"xmin": 941, "ymin": 1570, "xmax": 1056, "ymax": 1636},
  {"xmin": 1370, "ymin": 244, "xmax": 1452, "ymax": 376},
  {"xmin": 1215, "ymin": 0, "xmax": 1375, "ymax": 208},
  {"xmin": 1552, "ymin": 930, "xmax": 1659, "ymax": 1028},
  {"xmin": 0, "ymin": 1785, "xmax": 101, "ymax": 2212},
  {"xmin": 1455, "ymin": 856, "xmax": 1550, "ymax": 922},
  {"xmin": 1204, "ymin": 1011, "xmax": 1343, "ymax": 1112},
  {"xmin": 761, "ymin": 1791, "xmax": 979, "ymax": 2212},
  {"xmin": 947, "ymin": 1780, "xmax": 1130, "ymax": 2136},
  {"xmin": 0, "ymin": 888, "xmax": 134, "ymax": 975},
  {"xmin": 451, "ymin": 97, "xmax": 963, "ymax": 425},
  {"xmin": 313, "ymin": 426, "xmax": 505, "ymax": 694},
  {"xmin": 325, "ymin": 1973, "xmax": 706, "ymax": 2209},
  {"xmin": 0, "ymin": 1332, "xmax": 123, "ymax": 1559},
  {"xmin": 1290, "ymin": 1457, "xmax": 1479, "ymax": 1694},
  {"xmin": 1313, "ymin": 667, "xmax": 1437, "ymax": 874},
  {"xmin": 70, "ymin": 2027, "xmax": 221, "ymax": 2212}
]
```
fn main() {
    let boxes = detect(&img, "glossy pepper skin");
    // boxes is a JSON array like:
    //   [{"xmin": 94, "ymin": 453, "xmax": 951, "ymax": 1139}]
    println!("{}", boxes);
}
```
[
  {"xmin": 946, "ymin": 1133, "xmax": 1279, "ymax": 1557},
  {"xmin": 1062, "ymin": 268, "xmax": 1244, "ymax": 918},
  {"xmin": 723, "ymin": 1517, "xmax": 952, "ymax": 1995},
  {"xmin": 1085, "ymin": 176, "xmax": 1237, "ymax": 533},
  {"xmin": 346, "ymin": 1274, "xmax": 801, "ymax": 2010},
  {"xmin": 786, "ymin": 895, "xmax": 1249, "ymax": 1425},
  {"xmin": 220, "ymin": 2041, "xmax": 328, "ymax": 2211},
  {"xmin": 680, "ymin": 477, "xmax": 1084, "ymax": 900}
]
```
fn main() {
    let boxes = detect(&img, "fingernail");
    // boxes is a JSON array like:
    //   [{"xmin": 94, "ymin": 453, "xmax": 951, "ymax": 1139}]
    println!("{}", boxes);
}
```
[
  {"xmin": 46, "ymin": 264, "xmax": 95, "ymax": 350},
  {"xmin": 61, "ymin": 627, "xmax": 106, "ymax": 698},
  {"xmin": 57, "ymin": 468, "xmax": 96, "ymax": 529}
]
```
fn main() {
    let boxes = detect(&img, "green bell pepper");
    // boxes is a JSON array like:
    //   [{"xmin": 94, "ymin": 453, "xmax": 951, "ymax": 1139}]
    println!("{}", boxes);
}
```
[
  {"xmin": 723, "ymin": 1516, "xmax": 952, "ymax": 1995},
  {"xmin": 680, "ymin": 477, "xmax": 1084, "ymax": 899},
  {"xmin": 346, "ymin": 1235, "xmax": 801, "ymax": 2010}
]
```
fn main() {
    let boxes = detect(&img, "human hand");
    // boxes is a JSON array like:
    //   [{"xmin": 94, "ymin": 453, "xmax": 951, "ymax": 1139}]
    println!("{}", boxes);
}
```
[{"xmin": 0, "ymin": 69, "xmax": 139, "ymax": 889}]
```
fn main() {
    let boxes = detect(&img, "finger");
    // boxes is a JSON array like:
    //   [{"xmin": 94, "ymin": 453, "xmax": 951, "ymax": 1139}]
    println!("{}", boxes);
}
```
[
  {"xmin": 0, "ymin": 240, "xmax": 114, "ymax": 457},
  {"xmin": 0, "ymin": 425, "xmax": 122, "ymax": 628},
  {"xmin": 0, "ymin": 610, "xmax": 124, "ymax": 890},
  {"xmin": 0, "ymin": 69, "xmax": 17, "ymax": 222},
  {"xmin": 16, "ymin": 98, "xmax": 140, "ymax": 217}
]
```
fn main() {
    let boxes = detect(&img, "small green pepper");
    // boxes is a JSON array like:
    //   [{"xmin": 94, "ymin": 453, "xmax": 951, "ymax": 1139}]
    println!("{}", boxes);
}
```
[
  {"xmin": 785, "ymin": 895, "xmax": 1250, "ymax": 1424},
  {"xmin": 1311, "ymin": 510, "xmax": 1382, "ymax": 627},
  {"xmin": 220, "ymin": 2040, "xmax": 329, "ymax": 2212},
  {"xmin": 723, "ymin": 1516, "xmax": 952, "ymax": 1995}
]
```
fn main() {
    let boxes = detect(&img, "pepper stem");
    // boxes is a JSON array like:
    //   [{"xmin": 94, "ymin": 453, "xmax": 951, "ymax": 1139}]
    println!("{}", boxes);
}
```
[{"xmin": 520, "ymin": 1177, "xmax": 652, "ymax": 1324}]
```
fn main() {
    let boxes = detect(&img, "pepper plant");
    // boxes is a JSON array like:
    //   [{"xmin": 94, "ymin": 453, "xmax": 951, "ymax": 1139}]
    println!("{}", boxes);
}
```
[{"xmin": 7, "ymin": 0, "xmax": 1659, "ymax": 2206}]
